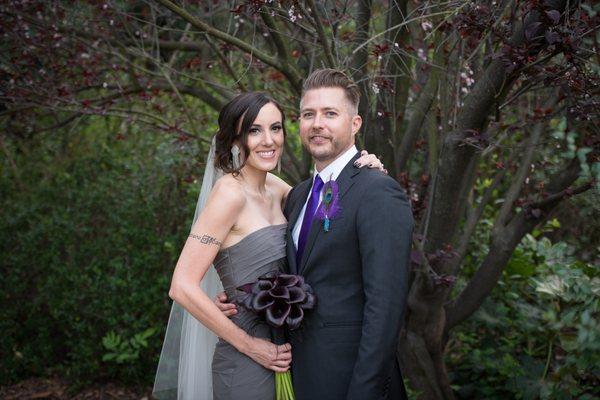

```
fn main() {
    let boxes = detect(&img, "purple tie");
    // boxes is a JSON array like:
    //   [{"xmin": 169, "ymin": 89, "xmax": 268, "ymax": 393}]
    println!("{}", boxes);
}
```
[{"xmin": 296, "ymin": 174, "xmax": 324, "ymax": 266}]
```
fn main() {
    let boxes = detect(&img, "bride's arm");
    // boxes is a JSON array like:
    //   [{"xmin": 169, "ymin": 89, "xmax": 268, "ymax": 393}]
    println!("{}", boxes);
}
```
[{"xmin": 169, "ymin": 179, "xmax": 291, "ymax": 372}]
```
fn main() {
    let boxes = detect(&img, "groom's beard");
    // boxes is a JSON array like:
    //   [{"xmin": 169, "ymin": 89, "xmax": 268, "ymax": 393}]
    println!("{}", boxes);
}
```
[{"xmin": 303, "ymin": 131, "xmax": 354, "ymax": 167}]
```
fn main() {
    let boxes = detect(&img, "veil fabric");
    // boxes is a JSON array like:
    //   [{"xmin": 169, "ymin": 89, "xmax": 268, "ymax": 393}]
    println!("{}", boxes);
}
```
[{"xmin": 153, "ymin": 136, "xmax": 224, "ymax": 400}]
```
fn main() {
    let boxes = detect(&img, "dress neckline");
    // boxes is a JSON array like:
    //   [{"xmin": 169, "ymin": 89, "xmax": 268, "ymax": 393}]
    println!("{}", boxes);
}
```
[{"xmin": 219, "ymin": 223, "xmax": 287, "ymax": 252}]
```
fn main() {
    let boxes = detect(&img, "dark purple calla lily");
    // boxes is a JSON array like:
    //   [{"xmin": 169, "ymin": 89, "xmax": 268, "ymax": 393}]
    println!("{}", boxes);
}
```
[
  {"xmin": 288, "ymin": 286, "xmax": 306, "ymax": 304},
  {"xmin": 254, "ymin": 280, "xmax": 274, "ymax": 291},
  {"xmin": 269, "ymin": 286, "xmax": 290, "ymax": 300},
  {"xmin": 266, "ymin": 300, "xmax": 291, "ymax": 327},
  {"xmin": 276, "ymin": 274, "xmax": 299, "ymax": 287},
  {"xmin": 235, "ymin": 271, "xmax": 316, "ymax": 330},
  {"xmin": 286, "ymin": 306, "xmax": 304, "ymax": 330},
  {"xmin": 252, "ymin": 291, "xmax": 274, "ymax": 311},
  {"xmin": 300, "ymin": 292, "xmax": 316, "ymax": 309}
]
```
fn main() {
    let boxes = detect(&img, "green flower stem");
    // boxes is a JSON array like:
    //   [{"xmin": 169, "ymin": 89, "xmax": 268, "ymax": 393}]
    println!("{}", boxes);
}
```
[{"xmin": 275, "ymin": 371, "xmax": 295, "ymax": 400}]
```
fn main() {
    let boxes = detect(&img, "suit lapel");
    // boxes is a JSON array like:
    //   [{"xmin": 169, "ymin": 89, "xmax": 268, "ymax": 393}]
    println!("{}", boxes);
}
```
[
  {"xmin": 286, "ymin": 179, "xmax": 311, "ymax": 275},
  {"xmin": 299, "ymin": 154, "xmax": 361, "ymax": 275}
]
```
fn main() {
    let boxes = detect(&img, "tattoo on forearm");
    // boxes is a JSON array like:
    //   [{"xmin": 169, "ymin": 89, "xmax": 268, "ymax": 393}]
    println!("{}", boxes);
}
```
[{"xmin": 189, "ymin": 233, "xmax": 222, "ymax": 247}]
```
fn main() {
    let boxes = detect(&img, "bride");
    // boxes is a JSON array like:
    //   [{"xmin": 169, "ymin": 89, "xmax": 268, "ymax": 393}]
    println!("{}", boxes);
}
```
[{"xmin": 152, "ymin": 92, "xmax": 383, "ymax": 400}]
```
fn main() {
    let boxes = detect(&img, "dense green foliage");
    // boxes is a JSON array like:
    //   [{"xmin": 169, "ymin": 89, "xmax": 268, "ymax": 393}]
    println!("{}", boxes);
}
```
[
  {"xmin": 447, "ymin": 228, "xmax": 599, "ymax": 399},
  {"xmin": 0, "ymin": 117, "xmax": 209, "ymax": 386}
]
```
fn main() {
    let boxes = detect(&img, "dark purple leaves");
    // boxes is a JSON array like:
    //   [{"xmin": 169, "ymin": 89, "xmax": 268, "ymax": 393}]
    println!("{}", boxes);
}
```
[
  {"xmin": 545, "ymin": 10, "xmax": 561, "ymax": 25},
  {"xmin": 525, "ymin": 22, "xmax": 543, "ymax": 41},
  {"xmin": 235, "ymin": 271, "xmax": 316, "ymax": 330},
  {"xmin": 411, "ymin": 249, "xmax": 425, "ymax": 265},
  {"xmin": 545, "ymin": 31, "xmax": 561, "ymax": 45}
]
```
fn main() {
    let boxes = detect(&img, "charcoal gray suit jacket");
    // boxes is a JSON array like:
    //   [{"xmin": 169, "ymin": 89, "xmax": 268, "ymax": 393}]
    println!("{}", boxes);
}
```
[{"xmin": 283, "ymin": 153, "xmax": 414, "ymax": 400}]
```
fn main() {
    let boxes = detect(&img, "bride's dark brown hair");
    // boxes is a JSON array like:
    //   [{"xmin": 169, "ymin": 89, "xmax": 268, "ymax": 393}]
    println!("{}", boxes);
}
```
[{"xmin": 214, "ymin": 92, "xmax": 286, "ymax": 174}]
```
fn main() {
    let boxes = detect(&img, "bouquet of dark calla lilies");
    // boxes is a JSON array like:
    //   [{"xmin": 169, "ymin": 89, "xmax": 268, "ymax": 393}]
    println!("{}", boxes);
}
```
[
  {"xmin": 236, "ymin": 271, "xmax": 317, "ymax": 400},
  {"xmin": 236, "ymin": 271, "xmax": 316, "ymax": 329}
]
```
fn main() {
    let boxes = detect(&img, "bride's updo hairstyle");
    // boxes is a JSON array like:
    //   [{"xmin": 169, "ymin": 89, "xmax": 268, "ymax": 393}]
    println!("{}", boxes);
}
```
[{"xmin": 215, "ymin": 92, "xmax": 286, "ymax": 174}]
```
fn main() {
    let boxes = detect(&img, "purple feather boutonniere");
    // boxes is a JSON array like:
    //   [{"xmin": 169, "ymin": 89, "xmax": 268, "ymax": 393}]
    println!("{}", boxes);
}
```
[{"xmin": 315, "ymin": 178, "xmax": 341, "ymax": 232}]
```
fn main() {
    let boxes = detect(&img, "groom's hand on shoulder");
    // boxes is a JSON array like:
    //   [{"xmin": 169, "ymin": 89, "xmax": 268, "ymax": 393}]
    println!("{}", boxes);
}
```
[{"xmin": 214, "ymin": 291, "xmax": 237, "ymax": 317}]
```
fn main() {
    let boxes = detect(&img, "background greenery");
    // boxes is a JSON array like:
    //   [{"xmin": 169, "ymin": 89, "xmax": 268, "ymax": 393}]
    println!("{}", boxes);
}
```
[
  {"xmin": 0, "ymin": 115, "xmax": 202, "ymax": 387},
  {"xmin": 1, "ymin": 1, "xmax": 598, "ymax": 399}
]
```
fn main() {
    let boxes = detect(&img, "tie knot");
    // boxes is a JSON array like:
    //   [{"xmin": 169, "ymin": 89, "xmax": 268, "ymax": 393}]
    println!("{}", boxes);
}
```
[{"xmin": 312, "ymin": 175, "xmax": 324, "ymax": 194}]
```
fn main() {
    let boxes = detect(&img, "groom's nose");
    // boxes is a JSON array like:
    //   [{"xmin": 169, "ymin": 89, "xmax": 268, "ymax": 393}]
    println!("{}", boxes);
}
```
[{"xmin": 312, "ymin": 113, "xmax": 324, "ymax": 129}]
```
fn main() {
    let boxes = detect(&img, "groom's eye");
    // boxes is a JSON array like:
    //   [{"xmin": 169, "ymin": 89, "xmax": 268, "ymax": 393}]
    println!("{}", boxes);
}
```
[
  {"xmin": 326, "ymin": 111, "xmax": 337, "ymax": 117},
  {"xmin": 301, "ymin": 112, "xmax": 313, "ymax": 118}
]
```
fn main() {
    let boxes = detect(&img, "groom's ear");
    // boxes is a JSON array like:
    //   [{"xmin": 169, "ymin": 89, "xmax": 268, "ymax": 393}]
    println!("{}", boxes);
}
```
[{"xmin": 351, "ymin": 114, "xmax": 362, "ymax": 136}]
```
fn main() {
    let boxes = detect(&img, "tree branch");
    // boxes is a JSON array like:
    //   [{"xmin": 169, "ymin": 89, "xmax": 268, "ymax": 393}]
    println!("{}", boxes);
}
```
[
  {"xmin": 494, "ymin": 121, "xmax": 544, "ymax": 231},
  {"xmin": 204, "ymin": 35, "xmax": 247, "ymax": 92},
  {"xmin": 306, "ymin": 0, "xmax": 336, "ymax": 68},
  {"xmin": 448, "ymin": 157, "xmax": 511, "ymax": 275},
  {"xmin": 396, "ymin": 37, "xmax": 444, "ymax": 172},
  {"xmin": 444, "ymin": 156, "xmax": 590, "ymax": 331},
  {"xmin": 388, "ymin": 0, "xmax": 411, "ymax": 150},
  {"xmin": 349, "ymin": 0, "xmax": 372, "ymax": 77},
  {"xmin": 424, "ymin": 0, "xmax": 570, "ymax": 258},
  {"xmin": 260, "ymin": 8, "xmax": 292, "ymax": 66},
  {"xmin": 153, "ymin": 0, "xmax": 303, "ymax": 93}
]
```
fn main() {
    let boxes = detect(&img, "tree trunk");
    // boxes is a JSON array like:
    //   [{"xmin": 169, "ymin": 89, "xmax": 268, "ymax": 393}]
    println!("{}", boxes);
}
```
[{"xmin": 398, "ymin": 273, "xmax": 455, "ymax": 400}]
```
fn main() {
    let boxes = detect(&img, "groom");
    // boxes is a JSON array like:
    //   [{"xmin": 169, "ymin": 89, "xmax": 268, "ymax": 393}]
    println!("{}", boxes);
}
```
[{"xmin": 223, "ymin": 69, "xmax": 413, "ymax": 399}]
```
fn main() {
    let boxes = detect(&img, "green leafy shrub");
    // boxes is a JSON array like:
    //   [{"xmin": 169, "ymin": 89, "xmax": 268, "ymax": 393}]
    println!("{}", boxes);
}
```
[
  {"xmin": 448, "ymin": 234, "xmax": 600, "ymax": 399},
  {"xmin": 102, "ymin": 328, "xmax": 157, "ymax": 365},
  {"xmin": 0, "ymin": 118, "xmax": 208, "ymax": 386}
]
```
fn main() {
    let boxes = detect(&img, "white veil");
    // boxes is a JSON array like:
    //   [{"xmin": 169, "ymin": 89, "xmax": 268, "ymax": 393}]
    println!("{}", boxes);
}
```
[{"xmin": 153, "ymin": 136, "xmax": 224, "ymax": 400}]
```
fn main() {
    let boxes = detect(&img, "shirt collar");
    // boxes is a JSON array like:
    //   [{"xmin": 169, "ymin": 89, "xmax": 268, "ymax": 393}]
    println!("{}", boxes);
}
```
[{"xmin": 313, "ymin": 145, "xmax": 358, "ymax": 183}]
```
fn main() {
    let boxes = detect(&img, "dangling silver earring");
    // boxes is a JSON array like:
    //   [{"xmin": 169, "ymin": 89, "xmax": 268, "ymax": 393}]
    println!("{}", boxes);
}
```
[
  {"xmin": 277, "ymin": 158, "xmax": 281, "ymax": 174},
  {"xmin": 231, "ymin": 144, "xmax": 241, "ymax": 170}
]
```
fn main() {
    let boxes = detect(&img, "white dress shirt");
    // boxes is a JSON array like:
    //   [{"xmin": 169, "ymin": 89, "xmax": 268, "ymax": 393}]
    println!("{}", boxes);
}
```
[{"xmin": 292, "ymin": 145, "xmax": 358, "ymax": 249}]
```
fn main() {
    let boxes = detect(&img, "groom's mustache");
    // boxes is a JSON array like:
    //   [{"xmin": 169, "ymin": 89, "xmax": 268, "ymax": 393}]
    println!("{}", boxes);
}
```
[{"xmin": 309, "ymin": 132, "xmax": 332, "ymax": 139}]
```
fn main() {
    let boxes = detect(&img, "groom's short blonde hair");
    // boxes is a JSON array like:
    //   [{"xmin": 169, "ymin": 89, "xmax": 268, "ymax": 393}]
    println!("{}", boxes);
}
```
[{"xmin": 301, "ymin": 69, "xmax": 360, "ymax": 115}]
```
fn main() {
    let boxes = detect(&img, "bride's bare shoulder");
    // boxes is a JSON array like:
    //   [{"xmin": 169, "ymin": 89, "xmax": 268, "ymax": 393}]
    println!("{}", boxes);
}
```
[
  {"xmin": 208, "ymin": 174, "xmax": 246, "ymax": 210},
  {"xmin": 266, "ymin": 172, "xmax": 292, "ymax": 199}
]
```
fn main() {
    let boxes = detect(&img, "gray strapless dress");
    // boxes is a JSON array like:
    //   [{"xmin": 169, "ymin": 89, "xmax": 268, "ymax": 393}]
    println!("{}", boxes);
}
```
[{"xmin": 211, "ymin": 224, "xmax": 287, "ymax": 400}]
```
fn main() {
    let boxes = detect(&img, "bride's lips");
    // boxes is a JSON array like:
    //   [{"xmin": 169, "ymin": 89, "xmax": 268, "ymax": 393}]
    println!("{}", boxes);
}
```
[{"xmin": 256, "ymin": 150, "xmax": 277, "ymax": 160}]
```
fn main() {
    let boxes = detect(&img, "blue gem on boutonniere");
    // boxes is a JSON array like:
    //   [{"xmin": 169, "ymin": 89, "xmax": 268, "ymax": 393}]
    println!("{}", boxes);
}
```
[{"xmin": 316, "ymin": 177, "xmax": 341, "ymax": 232}]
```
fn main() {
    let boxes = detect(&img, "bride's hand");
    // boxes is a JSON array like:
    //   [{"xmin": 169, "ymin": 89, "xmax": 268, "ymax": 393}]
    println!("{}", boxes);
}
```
[
  {"xmin": 354, "ymin": 150, "xmax": 387, "ymax": 174},
  {"xmin": 244, "ymin": 337, "xmax": 292, "ymax": 372}
]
